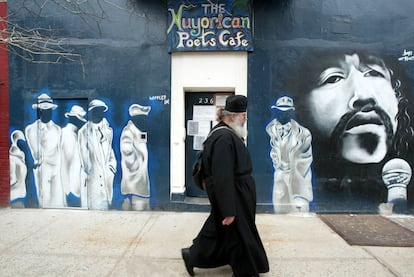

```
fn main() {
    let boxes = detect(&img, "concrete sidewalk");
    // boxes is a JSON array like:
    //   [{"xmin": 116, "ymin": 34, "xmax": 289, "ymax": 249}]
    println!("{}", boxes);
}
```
[{"xmin": 0, "ymin": 208, "xmax": 414, "ymax": 277}]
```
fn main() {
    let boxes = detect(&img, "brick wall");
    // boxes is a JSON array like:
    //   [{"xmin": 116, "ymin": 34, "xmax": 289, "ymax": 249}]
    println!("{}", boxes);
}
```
[{"xmin": 0, "ymin": 0, "xmax": 10, "ymax": 207}]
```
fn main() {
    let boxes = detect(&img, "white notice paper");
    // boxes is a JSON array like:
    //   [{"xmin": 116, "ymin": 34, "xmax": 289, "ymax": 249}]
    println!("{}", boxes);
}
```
[
  {"xmin": 193, "ymin": 105, "xmax": 216, "ymax": 121},
  {"xmin": 187, "ymin": 120, "xmax": 211, "ymax": 137},
  {"xmin": 193, "ymin": 135, "xmax": 207, "ymax": 151}
]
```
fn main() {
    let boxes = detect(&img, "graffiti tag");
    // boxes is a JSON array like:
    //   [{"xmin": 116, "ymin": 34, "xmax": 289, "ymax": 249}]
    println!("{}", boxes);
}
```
[
  {"xmin": 149, "ymin": 95, "xmax": 170, "ymax": 105},
  {"xmin": 398, "ymin": 49, "xmax": 414, "ymax": 62}
]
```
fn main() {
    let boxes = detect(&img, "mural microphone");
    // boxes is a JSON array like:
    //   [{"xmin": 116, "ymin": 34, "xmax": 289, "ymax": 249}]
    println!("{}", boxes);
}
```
[{"xmin": 382, "ymin": 158, "xmax": 412, "ymax": 207}]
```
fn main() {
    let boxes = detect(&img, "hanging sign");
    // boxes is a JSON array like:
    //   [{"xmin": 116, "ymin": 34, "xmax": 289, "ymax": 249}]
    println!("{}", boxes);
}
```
[{"xmin": 167, "ymin": 0, "xmax": 253, "ymax": 52}]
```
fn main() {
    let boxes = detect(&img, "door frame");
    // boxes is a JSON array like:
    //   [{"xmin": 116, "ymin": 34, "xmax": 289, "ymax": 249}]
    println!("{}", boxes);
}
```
[{"xmin": 170, "ymin": 51, "xmax": 248, "ymax": 200}]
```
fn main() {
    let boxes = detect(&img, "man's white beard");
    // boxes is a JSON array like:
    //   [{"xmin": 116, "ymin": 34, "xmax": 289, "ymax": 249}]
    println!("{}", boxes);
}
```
[{"xmin": 229, "ymin": 121, "xmax": 247, "ymax": 139}]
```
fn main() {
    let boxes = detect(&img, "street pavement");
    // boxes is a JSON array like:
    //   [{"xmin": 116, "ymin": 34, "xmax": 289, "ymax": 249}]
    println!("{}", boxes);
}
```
[{"xmin": 1, "ymin": 208, "xmax": 414, "ymax": 277}]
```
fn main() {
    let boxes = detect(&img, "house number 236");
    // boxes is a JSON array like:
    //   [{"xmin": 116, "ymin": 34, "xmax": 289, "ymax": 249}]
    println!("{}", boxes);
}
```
[{"xmin": 198, "ymin": 97, "xmax": 214, "ymax": 104}]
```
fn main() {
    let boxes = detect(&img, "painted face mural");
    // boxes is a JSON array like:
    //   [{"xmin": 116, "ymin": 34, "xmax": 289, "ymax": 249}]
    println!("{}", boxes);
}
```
[
  {"xmin": 304, "ymin": 53, "xmax": 398, "ymax": 164},
  {"xmin": 285, "ymin": 50, "xmax": 414, "ymax": 212}
]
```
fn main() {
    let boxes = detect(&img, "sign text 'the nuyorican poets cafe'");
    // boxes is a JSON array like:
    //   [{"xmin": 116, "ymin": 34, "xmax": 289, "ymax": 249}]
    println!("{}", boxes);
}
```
[{"xmin": 167, "ymin": 0, "xmax": 253, "ymax": 52}]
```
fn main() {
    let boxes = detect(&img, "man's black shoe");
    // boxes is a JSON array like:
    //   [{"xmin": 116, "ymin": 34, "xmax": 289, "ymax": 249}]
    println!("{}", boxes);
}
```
[{"xmin": 181, "ymin": 248, "xmax": 194, "ymax": 276}]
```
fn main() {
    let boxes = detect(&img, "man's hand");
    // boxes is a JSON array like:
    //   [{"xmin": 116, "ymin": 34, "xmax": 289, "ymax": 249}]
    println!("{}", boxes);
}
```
[{"xmin": 222, "ymin": 216, "xmax": 235, "ymax": 225}]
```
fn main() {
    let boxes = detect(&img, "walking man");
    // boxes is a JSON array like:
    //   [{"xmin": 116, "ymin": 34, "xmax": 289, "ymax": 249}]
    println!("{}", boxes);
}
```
[{"xmin": 182, "ymin": 95, "xmax": 269, "ymax": 277}]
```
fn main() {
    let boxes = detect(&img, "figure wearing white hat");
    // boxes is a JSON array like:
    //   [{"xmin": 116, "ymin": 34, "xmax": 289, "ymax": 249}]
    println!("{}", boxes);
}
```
[
  {"xmin": 120, "ymin": 104, "xmax": 151, "ymax": 210},
  {"xmin": 266, "ymin": 96, "xmax": 314, "ymax": 213},
  {"xmin": 24, "ymin": 93, "xmax": 65, "ymax": 208},
  {"xmin": 61, "ymin": 105, "xmax": 87, "ymax": 207},
  {"xmin": 78, "ymin": 99, "xmax": 116, "ymax": 210},
  {"xmin": 9, "ymin": 130, "xmax": 27, "ymax": 208}
]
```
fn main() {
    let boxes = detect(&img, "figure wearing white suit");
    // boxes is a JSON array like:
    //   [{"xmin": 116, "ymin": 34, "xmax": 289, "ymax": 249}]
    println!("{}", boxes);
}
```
[
  {"xmin": 78, "ymin": 99, "xmax": 116, "ymax": 210},
  {"xmin": 120, "ymin": 104, "xmax": 151, "ymax": 210},
  {"xmin": 60, "ymin": 105, "xmax": 87, "ymax": 207},
  {"xmin": 25, "ymin": 94, "xmax": 65, "ymax": 208},
  {"xmin": 266, "ymin": 96, "xmax": 314, "ymax": 213}
]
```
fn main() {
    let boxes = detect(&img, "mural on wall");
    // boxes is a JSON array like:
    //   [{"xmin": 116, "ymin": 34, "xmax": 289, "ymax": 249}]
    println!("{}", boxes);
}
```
[
  {"xmin": 25, "ymin": 94, "xmax": 65, "ymax": 208},
  {"xmin": 9, "ymin": 93, "xmax": 158, "ymax": 211},
  {"xmin": 78, "ymin": 99, "xmax": 117, "ymax": 210},
  {"xmin": 7, "ymin": 0, "xmax": 171, "ymax": 210},
  {"xmin": 167, "ymin": 0, "xmax": 253, "ymax": 52},
  {"xmin": 283, "ymin": 49, "xmax": 414, "ymax": 213},
  {"xmin": 61, "ymin": 105, "xmax": 88, "ymax": 208},
  {"xmin": 9, "ymin": 130, "xmax": 30, "ymax": 208},
  {"xmin": 120, "ymin": 104, "xmax": 151, "ymax": 211},
  {"xmin": 265, "ymin": 96, "xmax": 313, "ymax": 213}
]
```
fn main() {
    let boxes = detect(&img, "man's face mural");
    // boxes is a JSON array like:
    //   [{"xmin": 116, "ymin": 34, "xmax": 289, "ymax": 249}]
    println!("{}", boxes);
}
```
[{"xmin": 299, "ymin": 52, "xmax": 399, "ymax": 164}]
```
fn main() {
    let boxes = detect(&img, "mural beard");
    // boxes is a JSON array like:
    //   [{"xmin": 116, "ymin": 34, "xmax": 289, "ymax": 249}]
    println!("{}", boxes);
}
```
[
  {"xmin": 309, "ymin": 104, "xmax": 396, "ymax": 183},
  {"xmin": 330, "ymin": 105, "xmax": 394, "ymax": 164}
]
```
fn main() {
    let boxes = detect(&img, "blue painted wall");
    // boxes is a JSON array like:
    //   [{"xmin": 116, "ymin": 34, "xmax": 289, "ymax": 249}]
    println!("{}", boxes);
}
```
[{"xmin": 8, "ymin": 0, "xmax": 414, "ymax": 213}]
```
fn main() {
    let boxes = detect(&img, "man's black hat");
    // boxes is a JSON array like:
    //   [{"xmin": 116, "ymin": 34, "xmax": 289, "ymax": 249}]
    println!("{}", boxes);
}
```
[{"xmin": 225, "ymin": 95, "xmax": 247, "ymax": 112}]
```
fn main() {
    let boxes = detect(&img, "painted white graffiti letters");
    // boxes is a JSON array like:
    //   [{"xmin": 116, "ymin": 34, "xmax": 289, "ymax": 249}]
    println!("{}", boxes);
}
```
[{"xmin": 398, "ymin": 49, "xmax": 414, "ymax": 62}]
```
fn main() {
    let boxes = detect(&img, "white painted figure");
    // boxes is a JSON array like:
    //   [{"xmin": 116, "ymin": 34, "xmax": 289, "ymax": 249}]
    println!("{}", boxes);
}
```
[
  {"xmin": 266, "ymin": 96, "xmax": 313, "ymax": 213},
  {"xmin": 120, "ymin": 104, "xmax": 151, "ymax": 211},
  {"xmin": 9, "ymin": 130, "xmax": 27, "ymax": 208},
  {"xmin": 25, "ymin": 94, "xmax": 65, "ymax": 208},
  {"xmin": 78, "ymin": 99, "xmax": 116, "ymax": 210},
  {"xmin": 61, "ymin": 105, "xmax": 87, "ymax": 207}
]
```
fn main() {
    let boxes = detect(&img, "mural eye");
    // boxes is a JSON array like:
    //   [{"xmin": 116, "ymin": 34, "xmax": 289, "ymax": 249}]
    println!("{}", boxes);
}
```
[
  {"xmin": 317, "ymin": 68, "xmax": 345, "ymax": 86},
  {"xmin": 364, "ymin": 69, "xmax": 385, "ymax": 78},
  {"xmin": 322, "ymin": 75, "xmax": 343, "ymax": 85}
]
